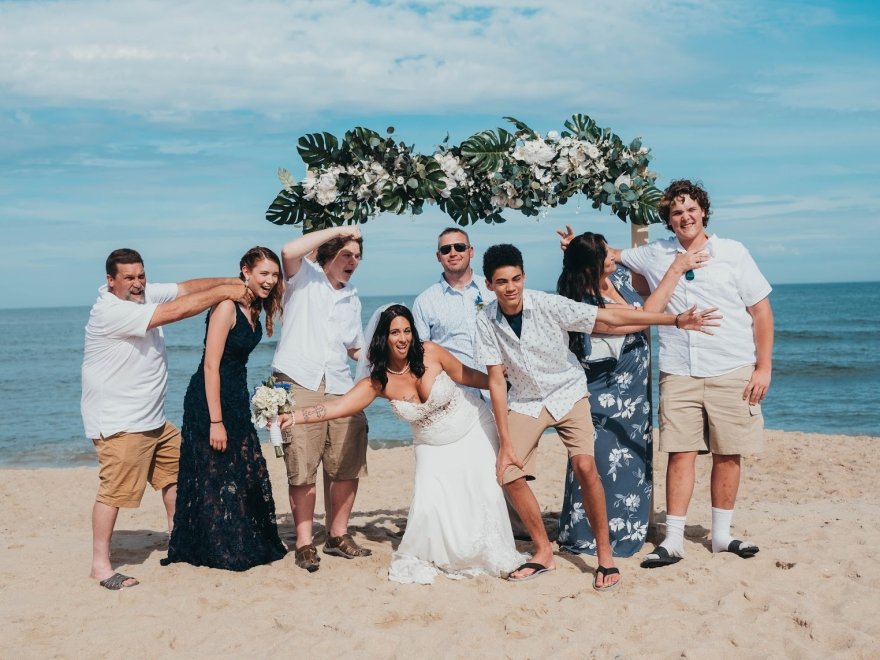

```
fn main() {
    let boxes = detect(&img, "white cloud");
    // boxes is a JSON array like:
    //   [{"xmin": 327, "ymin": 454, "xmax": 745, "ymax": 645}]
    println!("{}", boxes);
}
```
[{"xmin": 0, "ymin": 0, "xmax": 736, "ymax": 119}]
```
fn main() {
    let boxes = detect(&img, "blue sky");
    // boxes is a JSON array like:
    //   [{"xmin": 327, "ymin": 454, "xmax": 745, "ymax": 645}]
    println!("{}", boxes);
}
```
[{"xmin": 1, "ymin": 0, "xmax": 878, "ymax": 309}]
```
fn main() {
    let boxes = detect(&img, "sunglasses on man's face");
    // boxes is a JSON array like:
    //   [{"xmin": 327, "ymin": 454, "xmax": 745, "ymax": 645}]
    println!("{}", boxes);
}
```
[{"xmin": 438, "ymin": 243, "xmax": 469, "ymax": 255}]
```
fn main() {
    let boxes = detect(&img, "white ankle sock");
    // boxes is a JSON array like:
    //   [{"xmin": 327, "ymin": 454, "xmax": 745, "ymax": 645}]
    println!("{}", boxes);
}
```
[
  {"xmin": 660, "ymin": 514, "xmax": 686, "ymax": 556},
  {"xmin": 711, "ymin": 507, "xmax": 734, "ymax": 553}
]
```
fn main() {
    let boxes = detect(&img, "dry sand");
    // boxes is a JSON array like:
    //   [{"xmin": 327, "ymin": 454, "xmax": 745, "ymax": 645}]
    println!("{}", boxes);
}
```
[{"xmin": 1, "ymin": 430, "xmax": 877, "ymax": 658}]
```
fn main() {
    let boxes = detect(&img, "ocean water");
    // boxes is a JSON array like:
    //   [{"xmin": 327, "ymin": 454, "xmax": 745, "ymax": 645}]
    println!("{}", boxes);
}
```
[{"xmin": 1, "ymin": 283, "xmax": 877, "ymax": 467}]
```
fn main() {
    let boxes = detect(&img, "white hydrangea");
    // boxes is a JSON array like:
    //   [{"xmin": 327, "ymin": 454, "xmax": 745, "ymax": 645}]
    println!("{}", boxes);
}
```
[
  {"xmin": 433, "ymin": 152, "xmax": 469, "ymax": 198},
  {"xmin": 302, "ymin": 167, "xmax": 344, "ymax": 206},
  {"xmin": 512, "ymin": 138, "xmax": 555, "ymax": 167}
]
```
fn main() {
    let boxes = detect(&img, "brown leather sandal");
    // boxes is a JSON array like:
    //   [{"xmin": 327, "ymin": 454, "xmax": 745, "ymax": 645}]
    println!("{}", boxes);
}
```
[
  {"xmin": 323, "ymin": 533, "xmax": 372, "ymax": 559},
  {"xmin": 294, "ymin": 544, "xmax": 320, "ymax": 572}
]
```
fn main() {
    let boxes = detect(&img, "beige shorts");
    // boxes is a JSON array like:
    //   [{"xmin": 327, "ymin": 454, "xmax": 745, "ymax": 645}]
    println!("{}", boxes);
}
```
[
  {"xmin": 276, "ymin": 374, "xmax": 368, "ymax": 486},
  {"xmin": 659, "ymin": 365, "xmax": 764, "ymax": 456},
  {"xmin": 93, "ymin": 421, "xmax": 181, "ymax": 508},
  {"xmin": 503, "ymin": 397, "xmax": 595, "ymax": 485}
]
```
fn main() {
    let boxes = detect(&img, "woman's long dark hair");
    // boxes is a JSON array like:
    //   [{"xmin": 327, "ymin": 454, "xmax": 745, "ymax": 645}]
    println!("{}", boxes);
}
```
[
  {"xmin": 556, "ymin": 232, "xmax": 608, "ymax": 360},
  {"xmin": 240, "ymin": 246, "xmax": 284, "ymax": 336},
  {"xmin": 368, "ymin": 304, "xmax": 426, "ymax": 390}
]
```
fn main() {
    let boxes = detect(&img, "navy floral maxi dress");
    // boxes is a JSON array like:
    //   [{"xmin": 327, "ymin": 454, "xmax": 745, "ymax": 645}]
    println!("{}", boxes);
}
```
[
  {"xmin": 162, "ymin": 305, "xmax": 286, "ymax": 571},
  {"xmin": 557, "ymin": 266, "xmax": 653, "ymax": 558}
]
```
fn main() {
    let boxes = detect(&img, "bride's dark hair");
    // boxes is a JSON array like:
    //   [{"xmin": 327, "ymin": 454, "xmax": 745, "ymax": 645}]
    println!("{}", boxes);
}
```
[{"xmin": 368, "ymin": 304, "xmax": 426, "ymax": 390}]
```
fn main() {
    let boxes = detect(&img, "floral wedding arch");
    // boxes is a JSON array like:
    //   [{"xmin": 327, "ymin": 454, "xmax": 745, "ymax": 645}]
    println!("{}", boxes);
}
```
[{"xmin": 266, "ymin": 114, "xmax": 661, "ymax": 232}]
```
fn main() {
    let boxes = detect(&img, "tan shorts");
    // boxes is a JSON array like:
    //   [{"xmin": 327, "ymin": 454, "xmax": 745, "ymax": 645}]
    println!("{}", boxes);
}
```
[
  {"xmin": 276, "ymin": 375, "xmax": 368, "ymax": 486},
  {"xmin": 659, "ymin": 365, "xmax": 764, "ymax": 455},
  {"xmin": 93, "ymin": 421, "xmax": 181, "ymax": 508},
  {"xmin": 503, "ymin": 397, "xmax": 595, "ymax": 485}
]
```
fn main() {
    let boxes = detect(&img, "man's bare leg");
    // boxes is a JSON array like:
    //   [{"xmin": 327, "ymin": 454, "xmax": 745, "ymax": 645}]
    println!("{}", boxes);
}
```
[
  {"xmin": 503, "ymin": 477, "xmax": 554, "ymax": 578},
  {"xmin": 90, "ymin": 501, "xmax": 136, "ymax": 585},
  {"xmin": 322, "ymin": 468, "xmax": 332, "ymax": 536},
  {"xmin": 710, "ymin": 454, "xmax": 741, "ymax": 509},
  {"xmin": 289, "ymin": 483, "xmax": 316, "ymax": 548},
  {"xmin": 161, "ymin": 484, "xmax": 176, "ymax": 533},
  {"xmin": 666, "ymin": 451, "xmax": 698, "ymax": 516},
  {"xmin": 571, "ymin": 453, "xmax": 619, "ymax": 588},
  {"xmin": 327, "ymin": 478, "xmax": 358, "ymax": 538},
  {"xmin": 643, "ymin": 450, "xmax": 697, "ymax": 562}
]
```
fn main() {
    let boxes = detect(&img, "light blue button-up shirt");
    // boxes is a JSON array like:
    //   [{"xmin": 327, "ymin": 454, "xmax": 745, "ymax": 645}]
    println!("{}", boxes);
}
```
[{"xmin": 412, "ymin": 273, "xmax": 495, "ymax": 370}]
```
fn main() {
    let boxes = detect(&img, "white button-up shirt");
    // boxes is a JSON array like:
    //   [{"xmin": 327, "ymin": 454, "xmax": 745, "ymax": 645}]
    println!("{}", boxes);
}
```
[
  {"xmin": 81, "ymin": 282, "xmax": 179, "ymax": 439},
  {"xmin": 620, "ymin": 234, "xmax": 771, "ymax": 377},
  {"xmin": 271, "ymin": 258, "xmax": 364, "ymax": 394},
  {"xmin": 412, "ymin": 273, "xmax": 495, "ymax": 369},
  {"xmin": 475, "ymin": 290, "xmax": 597, "ymax": 420}
]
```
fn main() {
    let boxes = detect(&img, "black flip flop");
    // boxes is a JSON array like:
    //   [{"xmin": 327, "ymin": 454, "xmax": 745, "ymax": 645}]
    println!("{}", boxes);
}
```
[
  {"xmin": 725, "ymin": 539, "xmax": 759, "ymax": 558},
  {"xmin": 640, "ymin": 546, "xmax": 683, "ymax": 569},
  {"xmin": 507, "ymin": 561, "xmax": 554, "ymax": 582},
  {"xmin": 593, "ymin": 565, "xmax": 621, "ymax": 592}
]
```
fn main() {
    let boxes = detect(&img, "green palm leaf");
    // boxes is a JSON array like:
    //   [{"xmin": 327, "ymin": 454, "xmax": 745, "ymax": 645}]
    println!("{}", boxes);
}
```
[
  {"xmin": 297, "ymin": 132, "xmax": 340, "ymax": 167},
  {"xmin": 460, "ymin": 129, "xmax": 516, "ymax": 174},
  {"xmin": 266, "ymin": 186, "xmax": 311, "ymax": 226}
]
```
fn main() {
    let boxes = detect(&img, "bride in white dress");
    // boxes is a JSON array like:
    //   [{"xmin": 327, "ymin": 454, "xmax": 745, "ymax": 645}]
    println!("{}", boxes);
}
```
[{"xmin": 282, "ymin": 304, "xmax": 525, "ymax": 583}]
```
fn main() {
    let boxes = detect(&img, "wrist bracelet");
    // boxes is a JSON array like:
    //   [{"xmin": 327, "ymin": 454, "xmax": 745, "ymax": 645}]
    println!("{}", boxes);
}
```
[
  {"xmin": 210, "ymin": 420, "xmax": 223, "ymax": 424},
  {"xmin": 674, "ymin": 313, "xmax": 682, "ymax": 329}
]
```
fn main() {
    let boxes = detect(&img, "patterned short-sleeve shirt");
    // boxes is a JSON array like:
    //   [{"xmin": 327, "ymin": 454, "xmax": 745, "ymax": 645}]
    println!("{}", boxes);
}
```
[{"xmin": 475, "ymin": 289, "xmax": 597, "ymax": 420}]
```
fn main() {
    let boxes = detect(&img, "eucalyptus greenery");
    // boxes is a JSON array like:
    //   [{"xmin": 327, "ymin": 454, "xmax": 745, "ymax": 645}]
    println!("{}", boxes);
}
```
[{"xmin": 267, "ymin": 115, "xmax": 661, "ymax": 232}]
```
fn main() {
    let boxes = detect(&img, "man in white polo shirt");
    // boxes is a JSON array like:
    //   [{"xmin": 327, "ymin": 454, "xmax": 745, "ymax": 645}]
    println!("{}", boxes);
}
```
[
  {"xmin": 611, "ymin": 179, "xmax": 774, "ymax": 568},
  {"xmin": 82, "ymin": 248, "xmax": 250, "ymax": 590},
  {"xmin": 272, "ymin": 226, "xmax": 369, "ymax": 572}
]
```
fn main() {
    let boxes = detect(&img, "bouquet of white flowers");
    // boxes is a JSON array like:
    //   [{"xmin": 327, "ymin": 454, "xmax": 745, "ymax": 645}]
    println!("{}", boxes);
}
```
[{"xmin": 250, "ymin": 376, "xmax": 296, "ymax": 457}]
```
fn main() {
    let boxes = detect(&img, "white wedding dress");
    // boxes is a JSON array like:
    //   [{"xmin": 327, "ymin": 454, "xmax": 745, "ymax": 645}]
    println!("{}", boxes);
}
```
[{"xmin": 388, "ymin": 371, "xmax": 526, "ymax": 584}]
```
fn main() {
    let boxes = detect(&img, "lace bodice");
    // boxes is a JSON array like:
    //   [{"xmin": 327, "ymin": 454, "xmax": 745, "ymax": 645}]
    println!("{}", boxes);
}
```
[{"xmin": 390, "ymin": 371, "xmax": 462, "ymax": 428}]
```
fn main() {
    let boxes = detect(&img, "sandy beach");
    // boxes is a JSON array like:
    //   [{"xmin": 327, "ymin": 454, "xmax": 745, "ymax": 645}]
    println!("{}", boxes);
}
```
[{"xmin": 1, "ymin": 429, "xmax": 877, "ymax": 659}]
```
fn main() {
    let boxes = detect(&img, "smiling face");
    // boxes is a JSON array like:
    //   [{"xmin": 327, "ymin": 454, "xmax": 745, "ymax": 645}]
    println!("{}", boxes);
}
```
[
  {"xmin": 601, "ymin": 242, "xmax": 617, "ymax": 277},
  {"xmin": 386, "ymin": 315, "xmax": 413, "ymax": 364},
  {"xmin": 436, "ymin": 230, "xmax": 473, "ymax": 278},
  {"xmin": 242, "ymin": 258, "xmax": 280, "ymax": 299},
  {"xmin": 667, "ymin": 194, "xmax": 708, "ymax": 249},
  {"xmin": 486, "ymin": 265, "xmax": 525, "ymax": 315},
  {"xmin": 323, "ymin": 240, "xmax": 362, "ymax": 288},
  {"xmin": 107, "ymin": 262, "xmax": 147, "ymax": 303}
]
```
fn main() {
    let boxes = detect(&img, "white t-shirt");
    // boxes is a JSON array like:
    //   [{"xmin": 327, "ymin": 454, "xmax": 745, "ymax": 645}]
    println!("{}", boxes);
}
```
[
  {"xmin": 620, "ymin": 234, "xmax": 772, "ymax": 377},
  {"xmin": 271, "ymin": 258, "xmax": 364, "ymax": 395},
  {"xmin": 81, "ymin": 282, "xmax": 179, "ymax": 439}
]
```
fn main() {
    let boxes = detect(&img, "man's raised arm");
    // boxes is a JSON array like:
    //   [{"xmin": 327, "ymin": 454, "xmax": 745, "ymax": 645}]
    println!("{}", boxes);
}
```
[
  {"xmin": 280, "ymin": 226, "xmax": 362, "ymax": 277},
  {"xmin": 148, "ymin": 281, "xmax": 251, "ymax": 330}
]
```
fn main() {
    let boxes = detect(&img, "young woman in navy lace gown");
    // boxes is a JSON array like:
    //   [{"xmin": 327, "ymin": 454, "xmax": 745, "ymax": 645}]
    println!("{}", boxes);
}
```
[{"xmin": 163, "ymin": 247, "xmax": 287, "ymax": 571}]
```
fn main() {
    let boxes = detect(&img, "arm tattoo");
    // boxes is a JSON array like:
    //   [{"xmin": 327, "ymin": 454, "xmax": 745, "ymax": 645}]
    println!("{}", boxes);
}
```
[{"xmin": 302, "ymin": 404, "xmax": 328, "ymax": 422}]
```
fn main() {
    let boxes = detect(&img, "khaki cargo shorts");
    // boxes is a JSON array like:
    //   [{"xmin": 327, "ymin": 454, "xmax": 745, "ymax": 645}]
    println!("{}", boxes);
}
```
[
  {"xmin": 659, "ymin": 366, "xmax": 764, "ymax": 455},
  {"xmin": 93, "ymin": 421, "xmax": 181, "ymax": 508},
  {"xmin": 503, "ymin": 397, "xmax": 595, "ymax": 485},
  {"xmin": 275, "ymin": 374, "xmax": 368, "ymax": 486}
]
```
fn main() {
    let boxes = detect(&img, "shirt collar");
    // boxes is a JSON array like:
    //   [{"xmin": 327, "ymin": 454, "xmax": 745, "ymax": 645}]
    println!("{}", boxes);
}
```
[
  {"xmin": 493, "ymin": 289, "xmax": 531, "ymax": 322},
  {"xmin": 672, "ymin": 233, "xmax": 715, "ymax": 253},
  {"xmin": 439, "ymin": 270, "xmax": 478, "ymax": 294}
]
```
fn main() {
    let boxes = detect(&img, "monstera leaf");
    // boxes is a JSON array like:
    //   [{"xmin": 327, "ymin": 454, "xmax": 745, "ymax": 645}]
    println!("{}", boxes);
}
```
[
  {"xmin": 460, "ymin": 129, "xmax": 516, "ymax": 174},
  {"xmin": 297, "ymin": 132, "xmax": 340, "ymax": 167},
  {"xmin": 266, "ymin": 186, "xmax": 311, "ymax": 226},
  {"xmin": 629, "ymin": 185, "xmax": 662, "ymax": 225},
  {"xmin": 563, "ymin": 113, "xmax": 603, "ymax": 142},
  {"xmin": 503, "ymin": 116, "xmax": 537, "ymax": 138}
]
